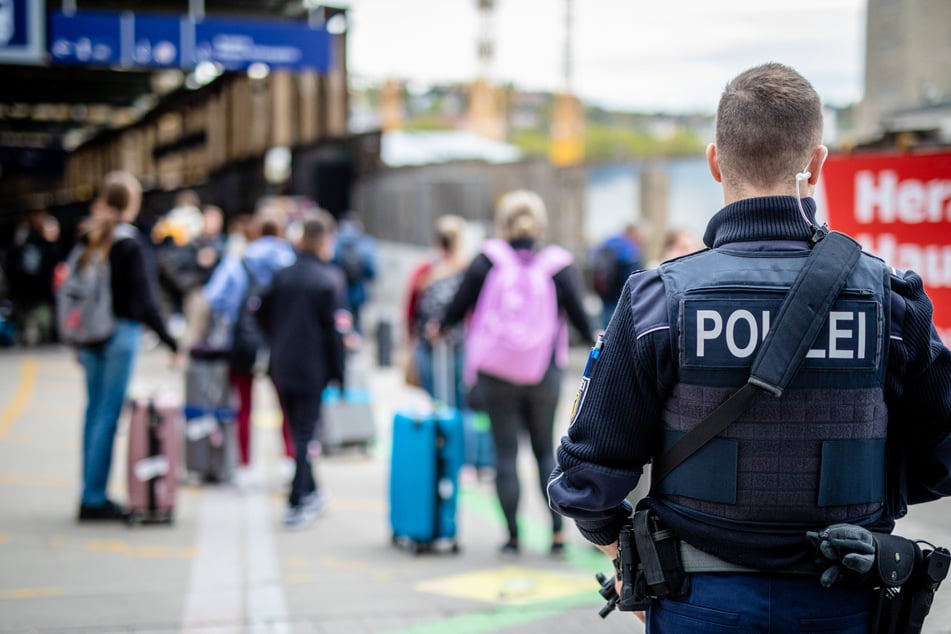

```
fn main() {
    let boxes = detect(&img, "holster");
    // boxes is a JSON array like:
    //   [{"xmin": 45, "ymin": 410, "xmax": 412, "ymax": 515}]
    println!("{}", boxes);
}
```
[
  {"xmin": 869, "ymin": 542, "xmax": 950, "ymax": 634},
  {"xmin": 616, "ymin": 510, "xmax": 690, "ymax": 611}
]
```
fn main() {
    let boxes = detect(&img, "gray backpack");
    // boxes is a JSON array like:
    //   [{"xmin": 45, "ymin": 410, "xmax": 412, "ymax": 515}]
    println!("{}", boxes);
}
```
[{"xmin": 56, "ymin": 225, "xmax": 135, "ymax": 346}]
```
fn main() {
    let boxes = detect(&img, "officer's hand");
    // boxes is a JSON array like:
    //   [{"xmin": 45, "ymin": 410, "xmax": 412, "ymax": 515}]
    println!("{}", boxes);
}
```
[{"xmin": 807, "ymin": 523, "xmax": 876, "ymax": 587}]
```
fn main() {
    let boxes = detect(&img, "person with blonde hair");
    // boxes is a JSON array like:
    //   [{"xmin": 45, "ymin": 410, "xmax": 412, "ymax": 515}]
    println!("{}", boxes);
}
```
[
  {"xmin": 435, "ymin": 190, "xmax": 594, "ymax": 556},
  {"xmin": 70, "ymin": 171, "xmax": 179, "ymax": 521},
  {"xmin": 405, "ymin": 214, "xmax": 470, "ymax": 404}
]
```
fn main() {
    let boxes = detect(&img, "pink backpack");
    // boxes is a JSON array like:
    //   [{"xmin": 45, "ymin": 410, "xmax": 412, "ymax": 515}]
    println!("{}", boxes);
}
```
[{"xmin": 465, "ymin": 239, "xmax": 574, "ymax": 386}]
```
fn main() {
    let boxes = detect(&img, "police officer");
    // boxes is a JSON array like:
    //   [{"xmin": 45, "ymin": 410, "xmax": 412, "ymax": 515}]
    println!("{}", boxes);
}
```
[{"xmin": 548, "ymin": 62, "xmax": 951, "ymax": 631}]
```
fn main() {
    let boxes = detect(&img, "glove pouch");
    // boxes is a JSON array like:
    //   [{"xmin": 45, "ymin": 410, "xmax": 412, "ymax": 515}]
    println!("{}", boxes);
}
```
[{"xmin": 871, "ymin": 533, "xmax": 918, "ymax": 587}]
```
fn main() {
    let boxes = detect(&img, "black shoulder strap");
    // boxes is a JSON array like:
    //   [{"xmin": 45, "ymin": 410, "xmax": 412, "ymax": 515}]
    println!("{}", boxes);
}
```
[{"xmin": 650, "ymin": 231, "xmax": 863, "ymax": 489}]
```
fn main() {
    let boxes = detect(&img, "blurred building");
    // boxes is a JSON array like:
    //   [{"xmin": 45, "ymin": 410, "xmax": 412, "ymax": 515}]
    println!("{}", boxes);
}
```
[
  {"xmin": 0, "ymin": 1, "xmax": 375, "ymax": 249},
  {"xmin": 855, "ymin": 0, "xmax": 951, "ymax": 147}
]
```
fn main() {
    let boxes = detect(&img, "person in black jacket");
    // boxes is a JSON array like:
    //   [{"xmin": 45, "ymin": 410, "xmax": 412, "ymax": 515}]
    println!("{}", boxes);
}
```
[
  {"xmin": 257, "ymin": 211, "xmax": 350, "ymax": 529},
  {"xmin": 74, "ymin": 171, "xmax": 180, "ymax": 522}
]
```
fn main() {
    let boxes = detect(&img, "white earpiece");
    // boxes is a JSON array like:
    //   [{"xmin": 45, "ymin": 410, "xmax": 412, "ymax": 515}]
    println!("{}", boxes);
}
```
[{"xmin": 795, "ymin": 167, "xmax": 813, "ymax": 228}]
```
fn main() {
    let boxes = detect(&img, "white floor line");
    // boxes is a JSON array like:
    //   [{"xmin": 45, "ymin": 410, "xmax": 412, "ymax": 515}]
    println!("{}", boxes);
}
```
[
  {"xmin": 180, "ymin": 487, "xmax": 244, "ymax": 632},
  {"xmin": 245, "ymin": 478, "xmax": 292, "ymax": 633}
]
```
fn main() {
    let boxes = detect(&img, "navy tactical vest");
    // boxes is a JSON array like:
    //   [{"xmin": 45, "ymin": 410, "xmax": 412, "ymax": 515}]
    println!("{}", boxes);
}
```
[{"xmin": 654, "ymin": 243, "xmax": 891, "ymax": 529}]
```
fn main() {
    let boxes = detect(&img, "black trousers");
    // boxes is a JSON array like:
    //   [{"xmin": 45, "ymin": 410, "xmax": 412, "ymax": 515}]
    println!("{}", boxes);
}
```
[
  {"xmin": 278, "ymin": 389, "xmax": 324, "ymax": 507},
  {"xmin": 476, "ymin": 364, "xmax": 564, "ymax": 540}
]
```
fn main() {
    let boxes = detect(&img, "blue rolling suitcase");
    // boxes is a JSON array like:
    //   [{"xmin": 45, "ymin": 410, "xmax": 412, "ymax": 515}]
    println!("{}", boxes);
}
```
[{"xmin": 389, "ymin": 342, "xmax": 465, "ymax": 553}]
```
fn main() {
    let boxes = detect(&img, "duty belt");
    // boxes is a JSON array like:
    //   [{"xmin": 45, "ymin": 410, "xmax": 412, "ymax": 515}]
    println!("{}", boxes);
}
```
[{"xmin": 678, "ymin": 540, "xmax": 816, "ymax": 575}]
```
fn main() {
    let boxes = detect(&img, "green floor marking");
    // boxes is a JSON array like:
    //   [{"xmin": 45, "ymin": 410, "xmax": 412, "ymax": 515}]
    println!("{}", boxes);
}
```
[{"xmin": 379, "ymin": 592, "xmax": 601, "ymax": 634}]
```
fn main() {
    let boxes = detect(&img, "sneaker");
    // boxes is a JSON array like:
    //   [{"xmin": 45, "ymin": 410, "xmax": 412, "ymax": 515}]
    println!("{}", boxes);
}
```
[
  {"xmin": 233, "ymin": 465, "xmax": 259, "ymax": 492},
  {"xmin": 300, "ymin": 490, "xmax": 327, "ymax": 517},
  {"xmin": 499, "ymin": 538, "xmax": 520, "ymax": 558},
  {"xmin": 550, "ymin": 541, "xmax": 567, "ymax": 558},
  {"xmin": 283, "ymin": 504, "xmax": 318, "ymax": 530},
  {"xmin": 78, "ymin": 500, "xmax": 127, "ymax": 522}
]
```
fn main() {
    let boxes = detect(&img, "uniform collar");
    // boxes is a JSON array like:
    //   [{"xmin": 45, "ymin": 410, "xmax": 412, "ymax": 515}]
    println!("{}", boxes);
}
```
[{"xmin": 703, "ymin": 196, "xmax": 817, "ymax": 249}]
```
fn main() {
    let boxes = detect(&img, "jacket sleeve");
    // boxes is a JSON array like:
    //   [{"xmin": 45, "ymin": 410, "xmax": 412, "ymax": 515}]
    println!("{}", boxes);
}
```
[
  {"xmin": 886, "ymin": 269, "xmax": 951, "ymax": 504},
  {"xmin": 548, "ymin": 275, "xmax": 669, "ymax": 545},
  {"xmin": 440, "ymin": 254, "xmax": 491, "ymax": 329},
  {"xmin": 405, "ymin": 261, "xmax": 432, "ymax": 339},
  {"xmin": 326, "ymin": 269, "xmax": 349, "ymax": 385},
  {"xmin": 116, "ymin": 239, "xmax": 178, "ymax": 353},
  {"xmin": 553, "ymin": 263, "xmax": 595, "ymax": 342}
]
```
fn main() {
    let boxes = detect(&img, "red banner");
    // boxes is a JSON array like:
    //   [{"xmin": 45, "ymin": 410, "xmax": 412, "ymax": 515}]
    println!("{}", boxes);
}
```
[{"xmin": 820, "ymin": 151, "xmax": 951, "ymax": 345}]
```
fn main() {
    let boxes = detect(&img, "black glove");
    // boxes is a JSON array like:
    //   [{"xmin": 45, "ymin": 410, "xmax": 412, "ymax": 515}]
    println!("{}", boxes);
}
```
[{"xmin": 806, "ymin": 523, "xmax": 876, "ymax": 587}]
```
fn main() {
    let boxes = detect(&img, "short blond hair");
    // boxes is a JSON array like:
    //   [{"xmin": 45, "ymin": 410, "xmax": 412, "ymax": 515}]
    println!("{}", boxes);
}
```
[{"xmin": 495, "ymin": 189, "xmax": 547, "ymax": 242}]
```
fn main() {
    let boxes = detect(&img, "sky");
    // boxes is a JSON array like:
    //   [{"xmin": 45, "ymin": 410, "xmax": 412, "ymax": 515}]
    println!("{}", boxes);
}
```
[{"xmin": 337, "ymin": 0, "xmax": 868, "ymax": 114}]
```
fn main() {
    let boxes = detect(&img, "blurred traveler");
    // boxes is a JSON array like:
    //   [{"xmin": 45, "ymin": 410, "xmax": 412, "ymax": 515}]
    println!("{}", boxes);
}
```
[
  {"xmin": 660, "ymin": 226, "xmax": 703, "ymax": 262},
  {"xmin": 178, "ymin": 205, "xmax": 227, "ymax": 349},
  {"xmin": 70, "ymin": 171, "xmax": 180, "ymax": 521},
  {"xmin": 203, "ymin": 205, "xmax": 296, "ymax": 485},
  {"xmin": 435, "ymin": 190, "xmax": 595, "ymax": 557},
  {"xmin": 405, "ymin": 214, "xmax": 470, "ymax": 405},
  {"xmin": 332, "ymin": 212, "xmax": 376, "ymax": 333},
  {"xmin": 6, "ymin": 208, "xmax": 62, "ymax": 344},
  {"xmin": 589, "ymin": 223, "xmax": 644, "ymax": 329},
  {"xmin": 256, "ymin": 211, "xmax": 349, "ymax": 528},
  {"xmin": 152, "ymin": 190, "xmax": 205, "ymax": 336}
]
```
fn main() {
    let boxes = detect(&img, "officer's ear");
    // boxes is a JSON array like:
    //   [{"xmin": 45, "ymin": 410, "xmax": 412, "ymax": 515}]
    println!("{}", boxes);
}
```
[
  {"xmin": 706, "ymin": 144, "xmax": 722, "ymax": 183},
  {"xmin": 806, "ymin": 145, "xmax": 829, "ymax": 186}
]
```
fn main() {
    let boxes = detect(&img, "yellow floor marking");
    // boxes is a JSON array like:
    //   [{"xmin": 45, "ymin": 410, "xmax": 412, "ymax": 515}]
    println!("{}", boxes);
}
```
[
  {"xmin": 285, "ymin": 573, "xmax": 313, "ymax": 585},
  {"xmin": 0, "ymin": 533, "xmax": 8, "ymax": 544},
  {"xmin": 318, "ymin": 556, "xmax": 370, "ymax": 572},
  {"xmin": 0, "ymin": 587, "xmax": 61, "ymax": 600},
  {"xmin": 50, "ymin": 536, "xmax": 68, "ymax": 548},
  {"xmin": 0, "ymin": 358, "xmax": 37, "ymax": 441},
  {"xmin": 416, "ymin": 566, "xmax": 594, "ymax": 607},
  {"xmin": 287, "ymin": 557, "xmax": 308, "ymax": 568},
  {"xmin": 0, "ymin": 472, "xmax": 70, "ymax": 488},
  {"xmin": 83, "ymin": 540, "xmax": 195, "ymax": 559}
]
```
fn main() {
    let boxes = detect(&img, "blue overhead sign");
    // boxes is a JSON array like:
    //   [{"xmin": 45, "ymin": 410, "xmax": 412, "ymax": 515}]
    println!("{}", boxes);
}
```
[
  {"xmin": 133, "ymin": 14, "xmax": 182, "ymax": 68},
  {"xmin": 49, "ymin": 11, "xmax": 122, "ymax": 66},
  {"xmin": 194, "ymin": 17, "xmax": 331, "ymax": 72},
  {"xmin": 48, "ymin": 10, "xmax": 332, "ymax": 73},
  {"xmin": 0, "ymin": 0, "xmax": 45, "ymax": 64}
]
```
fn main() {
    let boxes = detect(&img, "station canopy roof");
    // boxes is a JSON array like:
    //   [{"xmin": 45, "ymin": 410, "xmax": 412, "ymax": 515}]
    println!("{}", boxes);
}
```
[{"xmin": 0, "ymin": 1, "xmax": 339, "ymax": 152}]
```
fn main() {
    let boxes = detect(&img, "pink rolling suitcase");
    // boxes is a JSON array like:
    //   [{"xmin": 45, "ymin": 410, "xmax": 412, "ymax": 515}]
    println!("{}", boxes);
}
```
[{"xmin": 126, "ymin": 394, "xmax": 183, "ymax": 524}]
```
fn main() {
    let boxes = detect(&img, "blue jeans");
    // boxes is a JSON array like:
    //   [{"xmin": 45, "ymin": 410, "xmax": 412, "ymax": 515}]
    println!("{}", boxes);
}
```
[
  {"xmin": 77, "ymin": 320, "xmax": 141, "ymax": 506},
  {"xmin": 648, "ymin": 573, "xmax": 873, "ymax": 633}
]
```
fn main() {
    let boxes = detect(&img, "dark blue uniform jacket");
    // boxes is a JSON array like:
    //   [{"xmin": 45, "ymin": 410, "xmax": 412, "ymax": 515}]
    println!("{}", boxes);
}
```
[{"xmin": 548, "ymin": 196, "xmax": 951, "ymax": 569}]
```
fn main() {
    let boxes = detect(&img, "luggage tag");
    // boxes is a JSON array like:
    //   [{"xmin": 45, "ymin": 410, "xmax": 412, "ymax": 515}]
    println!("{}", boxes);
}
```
[
  {"xmin": 185, "ymin": 415, "xmax": 218, "ymax": 441},
  {"xmin": 134, "ymin": 455, "xmax": 170, "ymax": 482}
]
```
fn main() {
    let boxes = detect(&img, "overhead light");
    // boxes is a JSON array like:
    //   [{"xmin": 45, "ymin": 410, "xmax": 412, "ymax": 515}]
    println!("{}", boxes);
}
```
[
  {"xmin": 248, "ymin": 63, "xmax": 270, "ymax": 80},
  {"xmin": 186, "ymin": 61, "xmax": 222, "ymax": 90},
  {"xmin": 326, "ymin": 13, "xmax": 347, "ymax": 35},
  {"xmin": 63, "ymin": 128, "xmax": 89, "ymax": 151}
]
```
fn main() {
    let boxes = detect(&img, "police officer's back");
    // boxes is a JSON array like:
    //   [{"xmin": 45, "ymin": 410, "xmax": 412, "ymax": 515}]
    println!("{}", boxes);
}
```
[{"xmin": 548, "ymin": 62, "xmax": 951, "ymax": 632}]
